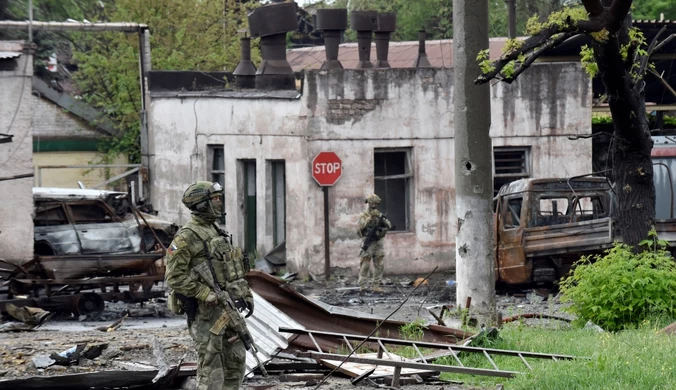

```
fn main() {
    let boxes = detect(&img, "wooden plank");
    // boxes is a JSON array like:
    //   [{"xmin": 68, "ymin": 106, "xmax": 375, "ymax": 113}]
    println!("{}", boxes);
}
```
[{"xmin": 317, "ymin": 352, "xmax": 438, "ymax": 379}]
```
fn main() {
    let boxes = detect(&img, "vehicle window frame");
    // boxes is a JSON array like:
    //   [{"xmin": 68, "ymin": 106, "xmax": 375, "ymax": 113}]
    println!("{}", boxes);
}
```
[
  {"xmin": 65, "ymin": 201, "xmax": 121, "ymax": 224},
  {"xmin": 502, "ymin": 196, "xmax": 523, "ymax": 230},
  {"xmin": 34, "ymin": 203, "xmax": 70, "ymax": 227}
]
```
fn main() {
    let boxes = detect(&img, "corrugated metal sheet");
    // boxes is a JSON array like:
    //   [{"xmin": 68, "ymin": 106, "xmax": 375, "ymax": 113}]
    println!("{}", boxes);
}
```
[
  {"xmin": 245, "ymin": 290, "xmax": 305, "ymax": 375},
  {"xmin": 0, "ymin": 51, "xmax": 21, "ymax": 59}
]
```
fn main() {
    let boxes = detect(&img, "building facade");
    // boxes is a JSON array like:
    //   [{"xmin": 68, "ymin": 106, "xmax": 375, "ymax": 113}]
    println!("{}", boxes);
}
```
[
  {"xmin": 148, "ymin": 63, "xmax": 592, "ymax": 277},
  {"xmin": 0, "ymin": 41, "xmax": 34, "ymax": 264}
]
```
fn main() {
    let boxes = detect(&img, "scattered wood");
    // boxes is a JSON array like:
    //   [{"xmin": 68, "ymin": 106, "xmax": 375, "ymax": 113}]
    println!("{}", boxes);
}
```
[
  {"xmin": 428, "ymin": 309, "xmax": 446, "ymax": 326},
  {"xmin": 95, "ymin": 314, "xmax": 128, "ymax": 332},
  {"xmin": 278, "ymin": 373, "xmax": 325, "ymax": 382},
  {"xmin": 119, "ymin": 344, "xmax": 150, "ymax": 351},
  {"xmin": 502, "ymin": 313, "xmax": 571, "ymax": 324}
]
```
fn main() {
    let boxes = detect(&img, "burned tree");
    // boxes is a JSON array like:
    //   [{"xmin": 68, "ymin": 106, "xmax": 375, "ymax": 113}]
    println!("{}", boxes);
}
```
[{"xmin": 476, "ymin": 0, "xmax": 669, "ymax": 247}]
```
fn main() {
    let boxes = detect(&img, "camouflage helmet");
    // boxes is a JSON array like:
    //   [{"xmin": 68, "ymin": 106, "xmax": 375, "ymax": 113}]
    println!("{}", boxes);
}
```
[
  {"xmin": 182, "ymin": 181, "xmax": 223, "ymax": 210},
  {"xmin": 365, "ymin": 193, "xmax": 381, "ymax": 205}
]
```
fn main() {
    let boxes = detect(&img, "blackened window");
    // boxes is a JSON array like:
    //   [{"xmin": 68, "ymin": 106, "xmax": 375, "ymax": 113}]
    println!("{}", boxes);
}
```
[
  {"xmin": 374, "ymin": 149, "xmax": 412, "ymax": 231},
  {"xmin": 209, "ymin": 145, "xmax": 226, "ymax": 225},
  {"xmin": 494, "ymin": 147, "xmax": 531, "ymax": 195}
]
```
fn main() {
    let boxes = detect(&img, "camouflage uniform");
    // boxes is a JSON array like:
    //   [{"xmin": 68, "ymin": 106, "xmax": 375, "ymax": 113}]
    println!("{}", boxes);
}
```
[
  {"xmin": 357, "ymin": 194, "xmax": 392, "ymax": 291},
  {"xmin": 165, "ymin": 182, "xmax": 253, "ymax": 390}
]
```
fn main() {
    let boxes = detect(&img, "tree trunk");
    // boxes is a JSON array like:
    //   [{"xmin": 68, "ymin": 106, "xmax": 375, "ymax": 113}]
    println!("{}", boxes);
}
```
[{"xmin": 594, "ymin": 17, "xmax": 656, "ymax": 247}]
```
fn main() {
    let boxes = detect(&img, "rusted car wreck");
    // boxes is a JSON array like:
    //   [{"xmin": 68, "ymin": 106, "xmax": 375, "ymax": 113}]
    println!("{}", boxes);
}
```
[
  {"xmin": 494, "ymin": 176, "xmax": 676, "ymax": 286},
  {"xmin": 0, "ymin": 188, "xmax": 178, "ymax": 315}
]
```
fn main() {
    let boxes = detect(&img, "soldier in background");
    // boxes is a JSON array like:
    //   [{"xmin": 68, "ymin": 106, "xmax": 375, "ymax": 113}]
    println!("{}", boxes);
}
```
[
  {"xmin": 357, "ymin": 194, "xmax": 392, "ymax": 292},
  {"xmin": 165, "ymin": 181, "xmax": 254, "ymax": 390}
]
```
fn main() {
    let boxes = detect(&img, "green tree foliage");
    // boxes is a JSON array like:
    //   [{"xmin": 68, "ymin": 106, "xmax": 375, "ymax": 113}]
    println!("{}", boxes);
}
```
[
  {"xmin": 70, "ymin": 0, "xmax": 258, "ymax": 163},
  {"xmin": 560, "ymin": 231, "xmax": 676, "ymax": 331}
]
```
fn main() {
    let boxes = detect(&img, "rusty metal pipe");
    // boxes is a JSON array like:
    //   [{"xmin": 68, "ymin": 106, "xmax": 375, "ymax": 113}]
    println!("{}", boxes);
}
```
[
  {"xmin": 374, "ymin": 13, "xmax": 396, "ymax": 69},
  {"xmin": 317, "ymin": 8, "xmax": 347, "ymax": 70},
  {"xmin": 234, "ymin": 37, "xmax": 256, "ymax": 89},
  {"xmin": 351, "ymin": 10, "xmax": 378, "ymax": 69},
  {"xmin": 413, "ymin": 30, "xmax": 432, "ymax": 68}
]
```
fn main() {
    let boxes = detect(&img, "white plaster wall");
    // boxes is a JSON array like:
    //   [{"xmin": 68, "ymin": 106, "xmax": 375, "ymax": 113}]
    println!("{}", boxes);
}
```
[
  {"xmin": 149, "ymin": 63, "xmax": 591, "ymax": 276},
  {"xmin": 0, "ymin": 44, "xmax": 34, "ymax": 264}
]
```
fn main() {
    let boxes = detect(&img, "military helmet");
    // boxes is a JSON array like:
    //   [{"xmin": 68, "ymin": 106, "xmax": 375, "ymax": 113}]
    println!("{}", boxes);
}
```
[
  {"xmin": 365, "ymin": 193, "xmax": 381, "ymax": 205},
  {"xmin": 182, "ymin": 181, "xmax": 223, "ymax": 210}
]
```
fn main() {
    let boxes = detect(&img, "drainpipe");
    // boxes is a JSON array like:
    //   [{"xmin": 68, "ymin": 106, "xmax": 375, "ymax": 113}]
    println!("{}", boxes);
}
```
[
  {"xmin": 248, "ymin": 2, "xmax": 298, "ymax": 90},
  {"xmin": 316, "ymin": 9, "xmax": 348, "ymax": 70},
  {"xmin": 350, "ymin": 10, "xmax": 378, "ymax": 69},
  {"xmin": 413, "ymin": 30, "xmax": 432, "ymax": 68},
  {"xmin": 233, "ymin": 36, "xmax": 256, "ymax": 89},
  {"xmin": 374, "ymin": 12, "xmax": 396, "ymax": 68}
]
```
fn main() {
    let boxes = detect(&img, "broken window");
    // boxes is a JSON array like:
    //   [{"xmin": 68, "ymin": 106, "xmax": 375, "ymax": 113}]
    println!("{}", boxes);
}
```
[
  {"xmin": 536, "ymin": 197, "xmax": 570, "ymax": 226},
  {"xmin": 374, "ymin": 149, "xmax": 412, "ymax": 231},
  {"xmin": 493, "ymin": 147, "xmax": 531, "ymax": 195},
  {"xmin": 503, "ymin": 197, "xmax": 523, "ymax": 229},
  {"xmin": 208, "ymin": 145, "xmax": 226, "ymax": 225},
  {"xmin": 69, "ymin": 203, "xmax": 115, "ymax": 224},
  {"xmin": 571, "ymin": 195, "xmax": 607, "ymax": 221},
  {"xmin": 34, "ymin": 204, "xmax": 69, "ymax": 226}
]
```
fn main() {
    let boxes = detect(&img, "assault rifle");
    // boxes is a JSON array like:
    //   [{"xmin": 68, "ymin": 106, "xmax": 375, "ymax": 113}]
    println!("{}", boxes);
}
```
[
  {"xmin": 193, "ymin": 262, "xmax": 268, "ymax": 377},
  {"xmin": 359, "ymin": 214, "xmax": 390, "ymax": 256}
]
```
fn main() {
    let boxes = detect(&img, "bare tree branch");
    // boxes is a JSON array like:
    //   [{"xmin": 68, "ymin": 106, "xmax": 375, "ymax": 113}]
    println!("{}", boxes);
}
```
[
  {"xmin": 635, "ymin": 25, "xmax": 667, "ymax": 88},
  {"xmin": 580, "ymin": 0, "xmax": 605, "ymax": 18},
  {"xmin": 648, "ymin": 68, "xmax": 676, "ymax": 100},
  {"xmin": 651, "ymin": 33, "xmax": 676, "ymax": 56}
]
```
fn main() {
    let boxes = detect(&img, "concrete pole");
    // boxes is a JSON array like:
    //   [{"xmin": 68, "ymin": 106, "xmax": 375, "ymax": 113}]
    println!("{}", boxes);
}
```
[
  {"xmin": 506, "ymin": 0, "xmax": 517, "ymax": 39},
  {"xmin": 452, "ymin": 0, "xmax": 496, "ymax": 325}
]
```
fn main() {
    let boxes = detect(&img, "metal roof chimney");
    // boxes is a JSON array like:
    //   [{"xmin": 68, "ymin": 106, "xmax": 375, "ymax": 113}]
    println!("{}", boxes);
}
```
[
  {"xmin": 248, "ymin": 2, "xmax": 297, "ymax": 90},
  {"xmin": 350, "ymin": 10, "xmax": 377, "ymax": 69},
  {"xmin": 233, "ymin": 36, "xmax": 256, "ymax": 88},
  {"xmin": 413, "ymin": 30, "xmax": 432, "ymax": 68},
  {"xmin": 316, "ymin": 9, "xmax": 348, "ymax": 70},
  {"xmin": 374, "ymin": 12, "xmax": 396, "ymax": 68}
]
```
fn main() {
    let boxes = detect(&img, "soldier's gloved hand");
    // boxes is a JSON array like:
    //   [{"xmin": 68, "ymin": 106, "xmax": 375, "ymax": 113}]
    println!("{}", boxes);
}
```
[
  {"xmin": 244, "ymin": 297, "xmax": 254, "ymax": 318},
  {"xmin": 204, "ymin": 292, "xmax": 218, "ymax": 305}
]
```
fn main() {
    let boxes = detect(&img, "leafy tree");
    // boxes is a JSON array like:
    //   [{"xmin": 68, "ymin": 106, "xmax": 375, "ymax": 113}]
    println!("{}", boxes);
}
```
[
  {"xmin": 70, "ymin": 0, "xmax": 259, "ymax": 163},
  {"xmin": 476, "ymin": 0, "xmax": 668, "ymax": 247}
]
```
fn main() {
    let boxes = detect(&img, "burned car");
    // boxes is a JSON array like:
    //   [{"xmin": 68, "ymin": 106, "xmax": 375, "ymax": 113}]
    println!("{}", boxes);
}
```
[{"xmin": 33, "ymin": 187, "xmax": 177, "ymax": 258}]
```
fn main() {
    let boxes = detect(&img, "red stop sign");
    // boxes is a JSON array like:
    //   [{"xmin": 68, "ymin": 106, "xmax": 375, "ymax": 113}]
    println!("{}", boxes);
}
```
[{"xmin": 312, "ymin": 152, "xmax": 342, "ymax": 186}]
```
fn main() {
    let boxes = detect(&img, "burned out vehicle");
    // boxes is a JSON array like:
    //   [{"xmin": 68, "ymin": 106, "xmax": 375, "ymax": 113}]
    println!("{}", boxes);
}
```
[
  {"xmin": 32, "ymin": 187, "xmax": 178, "ymax": 279},
  {"xmin": 494, "ymin": 177, "xmax": 676, "ymax": 287}
]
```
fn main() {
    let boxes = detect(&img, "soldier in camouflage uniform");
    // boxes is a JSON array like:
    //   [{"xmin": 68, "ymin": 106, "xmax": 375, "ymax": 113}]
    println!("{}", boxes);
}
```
[
  {"xmin": 357, "ymin": 194, "xmax": 392, "ymax": 292},
  {"xmin": 165, "ymin": 181, "xmax": 254, "ymax": 390}
]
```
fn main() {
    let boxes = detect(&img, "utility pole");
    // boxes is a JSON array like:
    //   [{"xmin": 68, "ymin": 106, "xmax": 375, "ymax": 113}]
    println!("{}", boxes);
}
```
[
  {"xmin": 452, "ymin": 0, "xmax": 496, "ymax": 325},
  {"xmin": 506, "ymin": 0, "xmax": 517, "ymax": 38}
]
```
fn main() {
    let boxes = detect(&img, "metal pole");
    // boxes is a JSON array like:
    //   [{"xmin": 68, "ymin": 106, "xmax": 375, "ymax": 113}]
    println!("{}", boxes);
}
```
[
  {"xmin": 323, "ymin": 186, "xmax": 330, "ymax": 280},
  {"xmin": 28, "ymin": 0, "xmax": 33, "ymax": 42},
  {"xmin": 453, "ymin": 0, "xmax": 496, "ymax": 325},
  {"xmin": 506, "ymin": 0, "xmax": 516, "ymax": 38}
]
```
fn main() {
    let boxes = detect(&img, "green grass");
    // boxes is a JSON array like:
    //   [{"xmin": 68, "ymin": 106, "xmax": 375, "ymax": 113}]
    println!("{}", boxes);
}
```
[{"xmin": 438, "ymin": 320, "xmax": 676, "ymax": 389}]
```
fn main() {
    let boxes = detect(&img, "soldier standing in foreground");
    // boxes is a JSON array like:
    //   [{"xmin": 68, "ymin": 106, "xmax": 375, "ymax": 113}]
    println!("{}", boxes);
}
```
[
  {"xmin": 165, "ymin": 181, "xmax": 255, "ymax": 390},
  {"xmin": 357, "ymin": 194, "xmax": 392, "ymax": 292}
]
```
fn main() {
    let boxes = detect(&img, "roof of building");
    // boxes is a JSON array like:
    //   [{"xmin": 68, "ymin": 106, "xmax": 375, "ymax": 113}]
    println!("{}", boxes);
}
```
[{"xmin": 287, "ymin": 37, "xmax": 519, "ymax": 71}]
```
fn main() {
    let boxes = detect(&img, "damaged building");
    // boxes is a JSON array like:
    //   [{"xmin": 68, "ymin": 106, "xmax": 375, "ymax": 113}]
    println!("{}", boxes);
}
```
[
  {"xmin": 0, "ymin": 41, "xmax": 35, "ymax": 264},
  {"xmin": 147, "ymin": 5, "xmax": 592, "ymax": 277}
]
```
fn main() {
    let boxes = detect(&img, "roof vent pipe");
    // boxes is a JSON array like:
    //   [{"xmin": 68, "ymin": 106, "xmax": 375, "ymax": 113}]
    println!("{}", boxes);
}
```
[
  {"xmin": 350, "ymin": 10, "xmax": 378, "ymax": 69},
  {"xmin": 316, "ymin": 9, "xmax": 348, "ymax": 70},
  {"xmin": 374, "ymin": 12, "xmax": 396, "ymax": 68},
  {"xmin": 248, "ymin": 2, "xmax": 297, "ymax": 90},
  {"xmin": 233, "ymin": 36, "xmax": 256, "ymax": 88},
  {"xmin": 413, "ymin": 30, "xmax": 432, "ymax": 68}
]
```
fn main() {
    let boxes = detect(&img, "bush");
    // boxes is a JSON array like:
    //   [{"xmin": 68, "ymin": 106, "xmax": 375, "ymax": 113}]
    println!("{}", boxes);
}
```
[{"xmin": 560, "ymin": 230, "xmax": 676, "ymax": 331}]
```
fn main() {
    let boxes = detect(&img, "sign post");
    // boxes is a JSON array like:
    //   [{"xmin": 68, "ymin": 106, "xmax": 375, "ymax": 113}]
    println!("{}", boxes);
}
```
[{"xmin": 312, "ymin": 152, "xmax": 343, "ymax": 281}]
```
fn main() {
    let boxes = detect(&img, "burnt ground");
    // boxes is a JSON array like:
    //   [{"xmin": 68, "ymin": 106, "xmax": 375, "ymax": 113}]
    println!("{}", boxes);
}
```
[{"xmin": 0, "ymin": 271, "xmax": 572, "ymax": 389}]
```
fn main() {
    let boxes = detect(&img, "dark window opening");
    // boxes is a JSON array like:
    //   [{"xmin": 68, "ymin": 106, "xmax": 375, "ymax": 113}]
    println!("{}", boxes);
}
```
[
  {"xmin": 374, "ymin": 149, "xmax": 412, "ymax": 231},
  {"xmin": 209, "ymin": 145, "xmax": 226, "ymax": 225},
  {"xmin": 69, "ymin": 204, "xmax": 114, "ymax": 224},
  {"xmin": 494, "ymin": 147, "xmax": 531, "ymax": 195},
  {"xmin": 35, "ymin": 205, "xmax": 69, "ymax": 226}
]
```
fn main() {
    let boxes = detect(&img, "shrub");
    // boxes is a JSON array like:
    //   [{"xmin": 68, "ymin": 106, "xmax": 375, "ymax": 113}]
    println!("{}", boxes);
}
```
[{"xmin": 560, "ymin": 230, "xmax": 676, "ymax": 331}]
